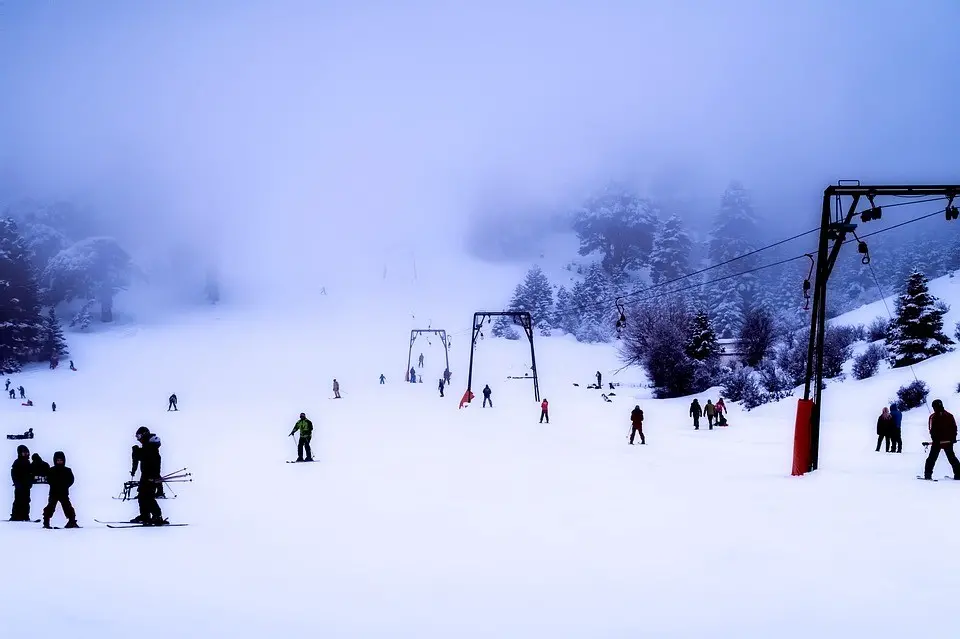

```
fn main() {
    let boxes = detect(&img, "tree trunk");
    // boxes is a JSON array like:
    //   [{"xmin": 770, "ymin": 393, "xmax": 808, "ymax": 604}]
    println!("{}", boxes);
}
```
[{"xmin": 99, "ymin": 292, "xmax": 114, "ymax": 323}]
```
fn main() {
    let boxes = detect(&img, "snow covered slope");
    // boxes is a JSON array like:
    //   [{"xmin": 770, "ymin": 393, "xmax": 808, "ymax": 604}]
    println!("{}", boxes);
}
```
[{"xmin": 3, "ymin": 267, "xmax": 960, "ymax": 638}]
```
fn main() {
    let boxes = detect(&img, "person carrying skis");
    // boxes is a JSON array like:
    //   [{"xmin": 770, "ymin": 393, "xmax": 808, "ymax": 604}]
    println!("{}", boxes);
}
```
[
  {"xmin": 438, "ymin": 377, "xmax": 445, "ymax": 398},
  {"xmin": 43, "ymin": 451, "xmax": 79, "ymax": 529},
  {"xmin": 482, "ymin": 384, "xmax": 493, "ymax": 408},
  {"xmin": 540, "ymin": 398, "xmax": 549, "ymax": 423},
  {"xmin": 10, "ymin": 445, "xmax": 33, "ymax": 521},
  {"xmin": 168, "ymin": 393, "xmax": 178, "ymax": 411},
  {"xmin": 131, "ymin": 426, "xmax": 167, "ymax": 525},
  {"xmin": 629, "ymin": 405, "xmax": 645, "ymax": 445},
  {"xmin": 704, "ymin": 400, "xmax": 716, "ymax": 429},
  {"xmin": 690, "ymin": 399, "xmax": 702, "ymax": 430},
  {"xmin": 889, "ymin": 403, "xmax": 903, "ymax": 453},
  {"xmin": 290, "ymin": 412, "xmax": 314, "ymax": 462},
  {"xmin": 924, "ymin": 399, "xmax": 960, "ymax": 480},
  {"xmin": 333, "ymin": 379, "xmax": 341, "ymax": 399}
]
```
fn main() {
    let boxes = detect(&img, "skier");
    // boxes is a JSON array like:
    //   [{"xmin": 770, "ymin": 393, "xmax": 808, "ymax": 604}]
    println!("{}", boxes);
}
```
[
  {"xmin": 690, "ymin": 399, "xmax": 702, "ymax": 430},
  {"xmin": 444, "ymin": 368, "xmax": 452, "ymax": 385},
  {"xmin": 10, "ymin": 445, "xmax": 33, "ymax": 521},
  {"xmin": 31, "ymin": 453, "xmax": 50, "ymax": 480},
  {"xmin": 18, "ymin": 386, "xmax": 25, "ymax": 399},
  {"xmin": 716, "ymin": 397, "xmax": 728, "ymax": 426},
  {"xmin": 51, "ymin": 401, "xmax": 56, "ymax": 412},
  {"xmin": 482, "ymin": 384, "xmax": 493, "ymax": 408},
  {"xmin": 43, "ymin": 451, "xmax": 79, "ymax": 529},
  {"xmin": 167, "ymin": 393, "xmax": 178, "ymax": 411},
  {"xmin": 131, "ymin": 426, "xmax": 167, "ymax": 525},
  {"xmin": 289, "ymin": 412, "xmax": 314, "ymax": 462},
  {"xmin": 540, "ymin": 398, "xmax": 549, "ymax": 423},
  {"xmin": 4, "ymin": 378, "xmax": 9, "ymax": 391},
  {"xmin": 333, "ymin": 379, "xmax": 341, "ymax": 399},
  {"xmin": 69, "ymin": 360, "xmax": 76, "ymax": 371},
  {"xmin": 438, "ymin": 377, "xmax": 445, "ymax": 398},
  {"xmin": 889, "ymin": 403, "xmax": 903, "ymax": 453},
  {"xmin": 876, "ymin": 407, "xmax": 894, "ymax": 452},
  {"xmin": 924, "ymin": 399, "xmax": 960, "ymax": 480},
  {"xmin": 704, "ymin": 400, "xmax": 716, "ymax": 429},
  {"xmin": 409, "ymin": 368, "xmax": 417, "ymax": 384},
  {"xmin": 596, "ymin": 371, "xmax": 602, "ymax": 388},
  {"xmin": 132, "ymin": 428, "xmax": 165, "ymax": 501},
  {"xmin": 418, "ymin": 353, "xmax": 424, "ymax": 368},
  {"xmin": 629, "ymin": 405, "xmax": 645, "ymax": 445},
  {"xmin": 8, "ymin": 389, "xmax": 15, "ymax": 399},
  {"xmin": 380, "ymin": 374, "xmax": 386, "ymax": 384}
]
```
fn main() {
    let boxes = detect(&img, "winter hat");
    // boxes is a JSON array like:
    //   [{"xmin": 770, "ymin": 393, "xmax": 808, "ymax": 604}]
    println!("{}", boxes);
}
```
[
  {"xmin": 53, "ymin": 451, "xmax": 65, "ymax": 463},
  {"xmin": 136, "ymin": 426, "xmax": 150, "ymax": 438},
  {"xmin": 31, "ymin": 453, "xmax": 41, "ymax": 462},
  {"xmin": 932, "ymin": 399, "xmax": 944, "ymax": 412},
  {"xmin": 17, "ymin": 445, "xmax": 28, "ymax": 456}
]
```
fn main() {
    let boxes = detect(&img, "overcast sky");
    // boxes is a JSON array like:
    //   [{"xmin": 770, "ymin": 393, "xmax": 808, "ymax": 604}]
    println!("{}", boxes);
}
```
[{"xmin": 1, "ymin": 0, "xmax": 957, "ymax": 299}]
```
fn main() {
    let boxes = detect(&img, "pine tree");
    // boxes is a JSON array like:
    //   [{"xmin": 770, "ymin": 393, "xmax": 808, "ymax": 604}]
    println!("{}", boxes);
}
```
[
  {"xmin": 508, "ymin": 266, "xmax": 554, "ymax": 329},
  {"xmin": 491, "ymin": 314, "xmax": 519, "ymax": 340},
  {"xmin": 573, "ymin": 183, "xmax": 659, "ymax": 275},
  {"xmin": 649, "ymin": 215, "xmax": 692, "ymax": 285},
  {"xmin": 706, "ymin": 181, "xmax": 760, "ymax": 336},
  {"xmin": 552, "ymin": 285, "xmax": 580, "ymax": 335},
  {"xmin": 886, "ymin": 270, "xmax": 953, "ymax": 367},
  {"xmin": 37, "ymin": 308, "xmax": 69, "ymax": 363},
  {"xmin": 0, "ymin": 218, "xmax": 45, "ymax": 373},
  {"xmin": 685, "ymin": 310, "xmax": 719, "ymax": 361},
  {"xmin": 570, "ymin": 263, "xmax": 614, "ymax": 342}
]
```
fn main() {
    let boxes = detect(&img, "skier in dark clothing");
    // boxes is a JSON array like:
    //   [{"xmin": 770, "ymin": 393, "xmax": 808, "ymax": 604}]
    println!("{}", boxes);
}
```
[
  {"xmin": 131, "ymin": 426, "xmax": 167, "ymax": 525},
  {"xmin": 167, "ymin": 394, "xmax": 178, "ymax": 411},
  {"xmin": 629, "ymin": 406, "xmax": 645, "ymax": 445},
  {"xmin": 4, "ymin": 378, "xmax": 10, "ymax": 391},
  {"xmin": 131, "ymin": 431, "xmax": 165, "ymax": 500},
  {"xmin": 380, "ymin": 374, "xmax": 386, "ymax": 384},
  {"xmin": 31, "ymin": 453, "xmax": 50, "ymax": 480},
  {"xmin": 51, "ymin": 401, "xmax": 56, "ymax": 412},
  {"xmin": 540, "ymin": 399, "xmax": 549, "ymax": 423},
  {"xmin": 876, "ymin": 407, "xmax": 894, "ymax": 452},
  {"xmin": 924, "ymin": 399, "xmax": 960, "ymax": 480},
  {"xmin": 438, "ymin": 377, "xmax": 445, "ymax": 397},
  {"xmin": 418, "ymin": 353, "xmax": 424, "ymax": 368},
  {"xmin": 889, "ymin": 404, "xmax": 903, "ymax": 453},
  {"xmin": 409, "ymin": 367, "xmax": 417, "ymax": 384},
  {"xmin": 444, "ymin": 368, "xmax": 451, "ymax": 385},
  {"xmin": 43, "ymin": 451, "xmax": 79, "ymax": 529},
  {"xmin": 18, "ymin": 386, "xmax": 25, "ymax": 399},
  {"xmin": 69, "ymin": 360, "xmax": 76, "ymax": 371},
  {"xmin": 290, "ymin": 413, "xmax": 314, "ymax": 461},
  {"xmin": 8, "ymin": 389, "xmax": 14, "ymax": 399},
  {"xmin": 690, "ymin": 399, "xmax": 702, "ymax": 430},
  {"xmin": 482, "ymin": 384, "xmax": 493, "ymax": 408},
  {"xmin": 10, "ymin": 445, "xmax": 33, "ymax": 521},
  {"xmin": 596, "ymin": 371, "xmax": 602, "ymax": 388}
]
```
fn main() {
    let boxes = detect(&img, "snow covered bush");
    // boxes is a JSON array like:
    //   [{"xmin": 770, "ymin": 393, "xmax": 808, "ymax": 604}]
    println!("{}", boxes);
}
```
[
  {"xmin": 955, "ymin": 320, "xmax": 960, "ymax": 343},
  {"xmin": 759, "ymin": 361, "xmax": 794, "ymax": 402},
  {"xmin": 491, "ymin": 315, "xmax": 519, "ymax": 340},
  {"xmin": 895, "ymin": 380, "xmax": 929, "ymax": 411},
  {"xmin": 868, "ymin": 316, "xmax": 890, "ymax": 342},
  {"xmin": 822, "ymin": 325, "xmax": 856, "ymax": 378},
  {"xmin": 721, "ymin": 366, "xmax": 755, "ymax": 403},
  {"xmin": 852, "ymin": 343, "xmax": 886, "ymax": 380},
  {"xmin": 832, "ymin": 324, "xmax": 865, "ymax": 345},
  {"xmin": 738, "ymin": 307, "xmax": 776, "ymax": 367}
]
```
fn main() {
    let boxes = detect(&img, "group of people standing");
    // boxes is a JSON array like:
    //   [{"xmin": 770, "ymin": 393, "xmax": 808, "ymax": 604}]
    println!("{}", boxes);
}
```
[
  {"xmin": 689, "ymin": 398, "xmax": 727, "ymax": 430},
  {"xmin": 875, "ymin": 404, "xmax": 903, "ymax": 453}
]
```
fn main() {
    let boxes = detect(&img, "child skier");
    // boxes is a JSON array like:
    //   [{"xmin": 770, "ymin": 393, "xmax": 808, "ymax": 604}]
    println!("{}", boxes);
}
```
[{"xmin": 43, "ymin": 451, "xmax": 79, "ymax": 529}]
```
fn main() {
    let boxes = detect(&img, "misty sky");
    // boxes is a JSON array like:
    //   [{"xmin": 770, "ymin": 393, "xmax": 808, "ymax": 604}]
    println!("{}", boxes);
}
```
[{"xmin": 1, "ymin": 0, "xmax": 958, "ymax": 295}]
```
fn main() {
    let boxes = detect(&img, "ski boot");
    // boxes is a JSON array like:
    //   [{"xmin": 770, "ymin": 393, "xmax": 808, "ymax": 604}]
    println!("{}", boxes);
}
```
[
  {"xmin": 129, "ymin": 514, "xmax": 147, "ymax": 524},
  {"xmin": 43, "ymin": 517, "xmax": 52, "ymax": 529},
  {"xmin": 146, "ymin": 515, "xmax": 169, "ymax": 526},
  {"xmin": 64, "ymin": 520, "xmax": 80, "ymax": 528}
]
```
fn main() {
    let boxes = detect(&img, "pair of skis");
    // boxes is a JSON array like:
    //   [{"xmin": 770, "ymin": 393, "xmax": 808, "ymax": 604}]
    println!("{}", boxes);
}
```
[
  {"xmin": 93, "ymin": 519, "xmax": 188, "ymax": 528},
  {"xmin": 916, "ymin": 476, "xmax": 959, "ymax": 482}
]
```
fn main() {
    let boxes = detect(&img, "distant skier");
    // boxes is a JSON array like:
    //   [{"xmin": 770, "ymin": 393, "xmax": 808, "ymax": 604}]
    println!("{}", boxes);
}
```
[
  {"xmin": 596, "ymin": 371, "xmax": 602, "ymax": 388},
  {"xmin": 629, "ymin": 405, "xmax": 645, "ymax": 445},
  {"xmin": 409, "ymin": 368, "xmax": 417, "ymax": 384},
  {"xmin": 876, "ymin": 407, "xmax": 894, "ymax": 452},
  {"xmin": 69, "ymin": 360, "xmax": 76, "ymax": 371},
  {"xmin": 482, "ymin": 384, "xmax": 493, "ymax": 408},
  {"xmin": 168, "ymin": 394, "xmax": 178, "ymax": 411},
  {"xmin": 31, "ymin": 453, "xmax": 50, "ymax": 480},
  {"xmin": 418, "ymin": 353, "xmax": 424, "ymax": 368},
  {"xmin": 10, "ymin": 445, "xmax": 33, "ymax": 521},
  {"xmin": 290, "ymin": 412, "xmax": 314, "ymax": 462},
  {"xmin": 540, "ymin": 399, "xmax": 549, "ymax": 423},
  {"xmin": 19, "ymin": 386, "xmax": 25, "ymax": 399},
  {"xmin": 333, "ymin": 379, "xmax": 341, "ymax": 399},
  {"xmin": 690, "ymin": 399, "xmax": 702, "ymax": 430},
  {"xmin": 8, "ymin": 389, "xmax": 15, "ymax": 399},
  {"xmin": 43, "ymin": 451, "xmax": 79, "ymax": 529},
  {"xmin": 924, "ymin": 399, "xmax": 960, "ymax": 480},
  {"xmin": 51, "ymin": 401, "xmax": 56, "ymax": 412},
  {"xmin": 704, "ymin": 400, "xmax": 716, "ymax": 429},
  {"xmin": 380, "ymin": 374, "xmax": 386, "ymax": 384},
  {"xmin": 4, "ymin": 378, "xmax": 9, "ymax": 391},
  {"xmin": 131, "ymin": 426, "xmax": 167, "ymax": 525},
  {"xmin": 444, "ymin": 368, "xmax": 452, "ymax": 385},
  {"xmin": 889, "ymin": 403, "xmax": 903, "ymax": 453},
  {"xmin": 438, "ymin": 377, "xmax": 445, "ymax": 398}
]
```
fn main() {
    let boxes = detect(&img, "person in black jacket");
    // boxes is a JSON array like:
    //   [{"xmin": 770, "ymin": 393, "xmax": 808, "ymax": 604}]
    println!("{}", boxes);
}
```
[
  {"xmin": 9, "ymin": 445, "xmax": 33, "ymax": 521},
  {"xmin": 482, "ymin": 384, "xmax": 493, "ymax": 408},
  {"xmin": 167, "ymin": 394, "xmax": 178, "ymax": 411},
  {"xmin": 629, "ymin": 406, "xmax": 645, "ymax": 445},
  {"xmin": 43, "ymin": 451, "xmax": 79, "ymax": 529},
  {"xmin": 131, "ymin": 426, "xmax": 167, "ymax": 525},
  {"xmin": 30, "ymin": 453, "xmax": 50, "ymax": 480},
  {"xmin": 131, "ymin": 431, "xmax": 165, "ymax": 500}
]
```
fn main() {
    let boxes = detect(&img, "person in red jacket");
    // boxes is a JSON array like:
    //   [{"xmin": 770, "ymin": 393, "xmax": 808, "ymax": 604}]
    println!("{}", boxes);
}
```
[
  {"xmin": 539, "ymin": 399, "xmax": 549, "ymax": 423},
  {"xmin": 924, "ymin": 399, "xmax": 960, "ymax": 480}
]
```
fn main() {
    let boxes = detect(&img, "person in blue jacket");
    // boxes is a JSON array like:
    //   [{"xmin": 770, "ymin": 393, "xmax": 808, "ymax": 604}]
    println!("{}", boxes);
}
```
[{"xmin": 889, "ymin": 403, "xmax": 903, "ymax": 453}]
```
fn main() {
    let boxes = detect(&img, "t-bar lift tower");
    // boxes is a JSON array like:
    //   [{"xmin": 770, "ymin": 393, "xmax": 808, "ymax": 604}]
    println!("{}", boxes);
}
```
[{"xmin": 462, "ymin": 311, "xmax": 540, "ymax": 406}]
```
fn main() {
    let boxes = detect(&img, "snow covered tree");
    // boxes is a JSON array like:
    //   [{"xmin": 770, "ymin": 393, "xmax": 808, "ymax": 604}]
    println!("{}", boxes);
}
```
[
  {"xmin": 508, "ymin": 265, "xmax": 554, "ymax": 329},
  {"xmin": 69, "ymin": 300, "xmax": 95, "ymax": 331},
  {"xmin": 42, "ymin": 237, "xmax": 134, "ymax": 323},
  {"xmin": 37, "ymin": 308, "xmax": 69, "ymax": 362},
  {"xmin": 649, "ymin": 215, "xmax": 692, "ymax": 285},
  {"xmin": 706, "ymin": 182, "xmax": 761, "ymax": 336},
  {"xmin": 573, "ymin": 184, "xmax": 658, "ymax": 276},
  {"xmin": 551, "ymin": 285, "xmax": 580, "ymax": 335},
  {"xmin": 738, "ymin": 306, "xmax": 776, "ymax": 367},
  {"xmin": 710, "ymin": 277, "xmax": 743, "ymax": 339},
  {"xmin": 0, "ymin": 218, "xmax": 45, "ymax": 372},
  {"xmin": 886, "ymin": 270, "xmax": 954, "ymax": 367},
  {"xmin": 685, "ymin": 310, "xmax": 719, "ymax": 361},
  {"xmin": 570, "ymin": 263, "xmax": 614, "ymax": 342}
]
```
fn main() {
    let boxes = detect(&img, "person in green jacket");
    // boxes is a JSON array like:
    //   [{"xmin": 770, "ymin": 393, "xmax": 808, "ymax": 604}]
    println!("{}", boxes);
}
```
[
  {"xmin": 704, "ymin": 399, "xmax": 716, "ymax": 430},
  {"xmin": 289, "ymin": 412, "xmax": 314, "ymax": 461}
]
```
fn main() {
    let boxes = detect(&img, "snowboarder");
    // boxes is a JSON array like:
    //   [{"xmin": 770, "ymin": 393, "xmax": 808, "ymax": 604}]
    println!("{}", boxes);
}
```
[
  {"xmin": 380, "ymin": 374, "xmax": 386, "ymax": 384},
  {"xmin": 69, "ymin": 360, "xmax": 76, "ymax": 371},
  {"xmin": 889, "ymin": 403, "xmax": 903, "ymax": 453},
  {"xmin": 43, "ymin": 451, "xmax": 79, "ymax": 529},
  {"xmin": 418, "ymin": 353, "xmax": 424, "ymax": 368},
  {"xmin": 438, "ymin": 377, "xmax": 445, "ymax": 398},
  {"xmin": 690, "ymin": 399, "xmax": 702, "ymax": 430},
  {"xmin": 18, "ymin": 386, "xmax": 25, "ymax": 399},
  {"xmin": 540, "ymin": 399, "xmax": 549, "ymax": 423},
  {"xmin": 924, "ymin": 399, "xmax": 960, "ymax": 480},
  {"xmin": 31, "ymin": 453, "xmax": 50, "ymax": 480},
  {"xmin": 629, "ymin": 405, "xmax": 645, "ymax": 445},
  {"xmin": 333, "ymin": 379, "xmax": 341, "ymax": 399},
  {"xmin": 51, "ymin": 402, "xmax": 56, "ymax": 412},
  {"xmin": 131, "ymin": 426, "xmax": 167, "ymax": 525},
  {"xmin": 10, "ymin": 445, "xmax": 33, "ymax": 521},
  {"xmin": 704, "ymin": 400, "xmax": 716, "ymax": 429},
  {"xmin": 876, "ymin": 407, "xmax": 894, "ymax": 452},
  {"xmin": 716, "ymin": 397, "xmax": 728, "ymax": 426},
  {"xmin": 596, "ymin": 371, "xmax": 602, "ymax": 388},
  {"xmin": 409, "ymin": 368, "xmax": 417, "ymax": 384},
  {"xmin": 290, "ymin": 412, "xmax": 314, "ymax": 462},
  {"xmin": 482, "ymin": 384, "xmax": 493, "ymax": 408},
  {"xmin": 167, "ymin": 393, "xmax": 178, "ymax": 411}
]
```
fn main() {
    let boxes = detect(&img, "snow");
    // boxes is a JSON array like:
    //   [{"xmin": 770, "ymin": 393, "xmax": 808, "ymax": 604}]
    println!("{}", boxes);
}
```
[{"xmin": 3, "ymin": 267, "xmax": 960, "ymax": 637}]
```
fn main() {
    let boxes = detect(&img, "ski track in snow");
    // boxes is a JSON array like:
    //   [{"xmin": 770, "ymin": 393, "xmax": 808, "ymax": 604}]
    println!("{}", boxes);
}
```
[{"xmin": 2, "ymin": 277, "xmax": 960, "ymax": 638}]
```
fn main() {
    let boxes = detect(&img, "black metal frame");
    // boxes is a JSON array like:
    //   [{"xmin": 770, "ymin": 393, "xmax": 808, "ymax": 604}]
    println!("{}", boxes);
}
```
[
  {"xmin": 465, "ymin": 311, "xmax": 540, "ymax": 403},
  {"xmin": 405, "ymin": 329, "xmax": 450, "ymax": 381},
  {"xmin": 801, "ymin": 182, "xmax": 960, "ymax": 472}
]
